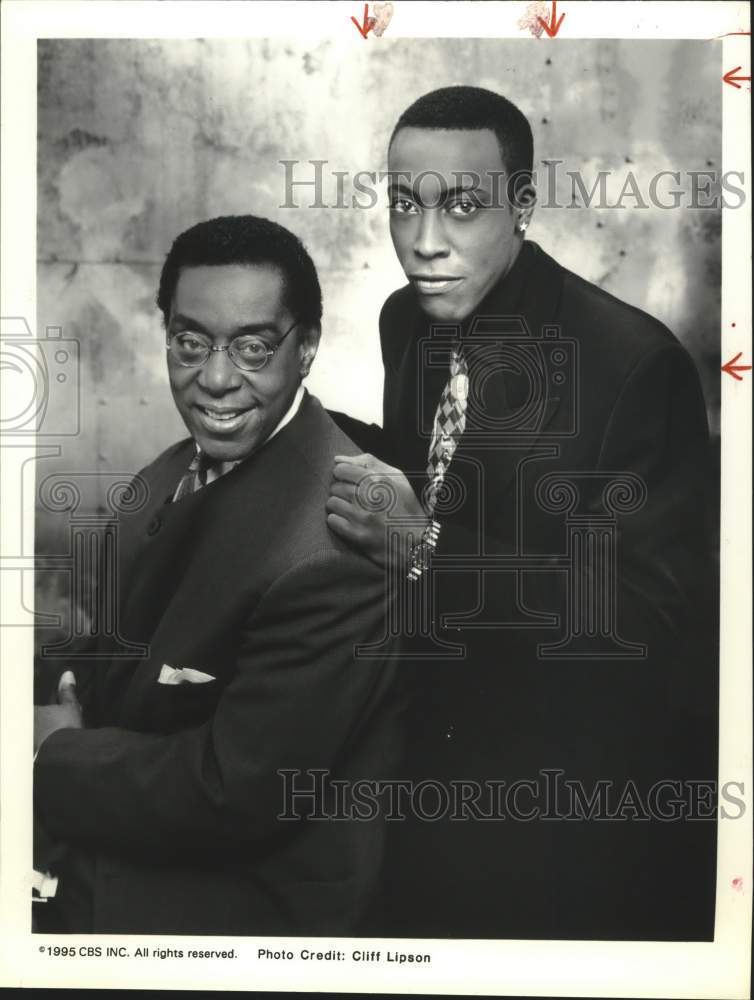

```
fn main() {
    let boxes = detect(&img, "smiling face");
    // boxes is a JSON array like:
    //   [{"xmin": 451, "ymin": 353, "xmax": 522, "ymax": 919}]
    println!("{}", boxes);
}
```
[
  {"xmin": 166, "ymin": 263, "xmax": 319, "ymax": 463},
  {"xmin": 388, "ymin": 127, "xmax": 532, "ymax": 322}
]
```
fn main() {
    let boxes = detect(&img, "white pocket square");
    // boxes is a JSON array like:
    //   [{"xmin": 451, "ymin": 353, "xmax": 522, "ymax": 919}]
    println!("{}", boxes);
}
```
[{"xmin": 158, "ymin": 664, "xmax": 216, "ymax": 686}]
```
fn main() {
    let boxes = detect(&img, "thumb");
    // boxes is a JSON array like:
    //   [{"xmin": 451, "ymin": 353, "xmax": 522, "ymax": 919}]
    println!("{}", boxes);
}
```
[{"xmin": 57, "ymin": 670, "xmax": 79, "ymax": 705}]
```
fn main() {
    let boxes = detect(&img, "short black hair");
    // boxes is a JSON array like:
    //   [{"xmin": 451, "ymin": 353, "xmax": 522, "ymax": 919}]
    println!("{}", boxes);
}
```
[
  {"xmin": 389, "ymin": 86, "xmax": 534, "ymax": 204},
  {"xmin": 157, "ymin": 215, "xmax": 323, "ymax": 328}
]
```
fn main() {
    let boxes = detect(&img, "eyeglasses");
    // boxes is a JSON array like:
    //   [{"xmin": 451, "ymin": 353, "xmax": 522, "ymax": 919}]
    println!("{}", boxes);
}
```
[{"xmin": 166, "ymin": 319, "xmax": 299, "ymax": 373}]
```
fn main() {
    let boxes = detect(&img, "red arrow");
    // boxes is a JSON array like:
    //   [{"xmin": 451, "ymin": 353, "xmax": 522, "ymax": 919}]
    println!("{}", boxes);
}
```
[
  {"xmin": 537, "ymin": 0, "xmax": 565, "ymax": 38},
  {"xmin": 723, "ymin": 66, "xmax": 751, "ymax": 89},
  {"xmin": 351, "ymin": 3, "xmax": 373, "ymax": 39},
  {"xmin": 722, "ymin": 352, "xmax": 752, "ymax": 381}
]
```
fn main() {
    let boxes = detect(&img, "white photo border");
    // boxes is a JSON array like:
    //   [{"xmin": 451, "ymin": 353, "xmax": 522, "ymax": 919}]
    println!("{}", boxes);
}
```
[{"xmin": 1, "ymin": 2, "xmax": 751, "ymax": 996}]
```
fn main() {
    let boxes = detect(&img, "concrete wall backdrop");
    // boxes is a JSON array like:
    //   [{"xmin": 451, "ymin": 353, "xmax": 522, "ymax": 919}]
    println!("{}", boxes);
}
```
[{"xmin": 36, "ymin": 37, "xmax": 721, "ymax": 537}]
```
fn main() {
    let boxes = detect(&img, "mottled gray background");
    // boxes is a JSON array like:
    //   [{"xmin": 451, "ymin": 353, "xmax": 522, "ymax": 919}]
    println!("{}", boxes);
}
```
[{"xmin": 35, "ymin": 37, "xmax": 721, "ymax": 622}]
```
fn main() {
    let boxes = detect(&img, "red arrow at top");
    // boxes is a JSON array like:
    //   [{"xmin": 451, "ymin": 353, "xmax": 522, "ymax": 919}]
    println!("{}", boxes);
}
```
[
  {"xmin": 722, "ymin": 352, "xmax": 752, "ymax": 381},
  {"xmin": 723, "ymin": 66, "xmax": 751, "ymax": 89},
  {"xmin": 351, "ymin": 3, "xmax": 374, "ymax": 39},
  {"xmin": 538, "ymin": 0, "xmax": 565, "ymax": 38}
]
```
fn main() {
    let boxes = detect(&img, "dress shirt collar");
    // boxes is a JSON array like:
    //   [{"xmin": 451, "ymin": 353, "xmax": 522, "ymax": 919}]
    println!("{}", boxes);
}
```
[{"xmin": 265, "ymin": 382, "xmax": 306, "ymax": 444}]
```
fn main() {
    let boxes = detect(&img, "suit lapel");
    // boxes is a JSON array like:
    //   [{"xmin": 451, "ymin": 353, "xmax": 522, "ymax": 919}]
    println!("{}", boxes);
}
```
[
  {"xmin": 99, "ymin": 393, "xmax": 332, "ymax": 726},
  {"xmin": 385, "ymin": 241, "xmax": 569, "ymax": 501},
  {"xmin": 442, "ymin": 243, "xmax": 567, "ymax": 498}
]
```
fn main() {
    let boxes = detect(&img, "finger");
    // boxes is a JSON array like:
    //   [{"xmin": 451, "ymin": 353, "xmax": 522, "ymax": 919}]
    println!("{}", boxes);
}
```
[
  {"xmin": 329, "ymin": 481, "xmax": 357, "ymax": 503},
  {"xmin": 334, "ymin": 453, "xmax": 373, "ymax": 468},
  {"xmin": 326, "ymin": 495, "xmax": 361, "ymax": 521},
  {"xmin": 57, "ymin": 670, "xmax": 79, "ymax": 706},
  {"xmin": 326, "ymin": 511, "xmax": 361, "ymax": 543},
  {"xmin": 332, "ymin": 462, "xmax": 371, "ymax": 486},
  {"xmin": 58, "ymin": 670, "xmax": 76, "ymax": 691}
]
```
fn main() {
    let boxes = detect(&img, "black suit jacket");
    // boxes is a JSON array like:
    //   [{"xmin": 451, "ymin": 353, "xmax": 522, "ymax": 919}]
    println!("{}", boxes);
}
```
[
  {"xmin": 332, "ymin": 241, "xmax": 717, "ymax": 939},
  {"xmin": 34, "ymin": 392, "xmax": 404, "ymax": 936}
]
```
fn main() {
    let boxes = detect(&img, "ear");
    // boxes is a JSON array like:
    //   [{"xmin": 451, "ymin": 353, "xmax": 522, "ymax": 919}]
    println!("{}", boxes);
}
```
[
  {"xmin": 298, "ymin": 325, "xmax": 321, "ymax": 378},
  {"xmin": 515, "ymin": 205, "xmax": 536, "ymax": 234},
  {"xmin": 515, "ymin": 188, "xmax": 537, "ymax": 234}
]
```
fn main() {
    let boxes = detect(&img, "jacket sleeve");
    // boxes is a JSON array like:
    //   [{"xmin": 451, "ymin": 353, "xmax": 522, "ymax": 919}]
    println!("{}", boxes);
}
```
[
  {"xmin": 326, "ymin": 410, "xmax": 388, "ymax": 459},
  {"xmin": 588, "ymin": 343, "xmax": 717, "ymax": 759},
  {"xmin": 593, "ymin": 344, "xmax": 712, "ymax": 652},
  {"xmin": 450, "ymin": 346, "xmax": 710, "ymax": 622},
  {"xmin": 437, "ymin": 342, "xmax": 716, "ymax": 730},
  {"xmin": 34, "ymin": 549, "xmax": 398, "ymax": 854}
]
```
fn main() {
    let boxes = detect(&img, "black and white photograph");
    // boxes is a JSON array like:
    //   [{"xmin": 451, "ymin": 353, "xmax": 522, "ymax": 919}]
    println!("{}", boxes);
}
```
[{"xmin": 1, "ymin": 1, "xmax": 751, "ymax": 996}]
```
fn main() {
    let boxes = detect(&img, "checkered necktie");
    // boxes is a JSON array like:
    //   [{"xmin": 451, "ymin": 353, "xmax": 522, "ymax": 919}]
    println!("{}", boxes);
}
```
[
  {"xmin": 425, "ymin": 344, "xmax": 469, "ymax": 516},
  {"xmin": 172, "ymin": 449, "xmax": 238, "ymax": 502}
]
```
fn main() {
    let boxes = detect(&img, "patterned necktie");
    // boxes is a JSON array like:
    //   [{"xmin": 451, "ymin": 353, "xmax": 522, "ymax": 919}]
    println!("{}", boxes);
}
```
[
  {"xmin": 407, "ymin": 344, "xmax": 469, "ymax": 582},
  {"xmin": 172, "ymin": 449, "xmax": 238, "ymax": 502},
  {"xmin": 425, "ymin": 343, "xmax": 469, "ymax": 517}
]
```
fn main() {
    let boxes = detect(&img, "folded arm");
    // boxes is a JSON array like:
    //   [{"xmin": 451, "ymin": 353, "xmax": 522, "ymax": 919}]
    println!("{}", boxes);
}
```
[{"xmin": 34, "ymin": 549, "xmax": 395, "ymax": 854}]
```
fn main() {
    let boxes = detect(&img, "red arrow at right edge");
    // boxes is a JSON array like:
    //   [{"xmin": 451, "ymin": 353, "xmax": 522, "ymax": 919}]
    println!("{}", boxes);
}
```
[
  {"xmin": 537, "ymin": 0, "xmax": 566, "ymax": 38},
  {"xmin": 723, "ymin": 66, "xmax": 751, "ymax": 89},
  {"xmin": 722, "ymin": 352, "xmax": 752, "ymax": 381}
]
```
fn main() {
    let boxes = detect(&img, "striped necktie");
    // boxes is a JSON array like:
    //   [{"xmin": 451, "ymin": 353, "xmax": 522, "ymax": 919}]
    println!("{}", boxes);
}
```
[
  {"xmin": 172, "ymin": 449, "xmax": 238, "ymax": 502},
  {"xmin": 425, "ymin": 343, "xmax": 469, "ymax": 517}
]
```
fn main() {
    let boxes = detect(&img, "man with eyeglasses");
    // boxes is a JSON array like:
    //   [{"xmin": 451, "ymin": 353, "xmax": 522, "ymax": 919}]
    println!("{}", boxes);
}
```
[{"xmin": 32, "ymin": 214, "xmax": 403, "ymax": 936}]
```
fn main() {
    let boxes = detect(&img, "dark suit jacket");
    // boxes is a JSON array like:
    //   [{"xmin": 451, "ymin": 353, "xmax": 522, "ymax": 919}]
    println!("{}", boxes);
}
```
[
  {"xmin": 332, "ymin": 241, "xmax": 718, "ymax": 940},
  {"xmin": 34, "ymin": 392, "xmax": 404, "ymax": 936}
]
